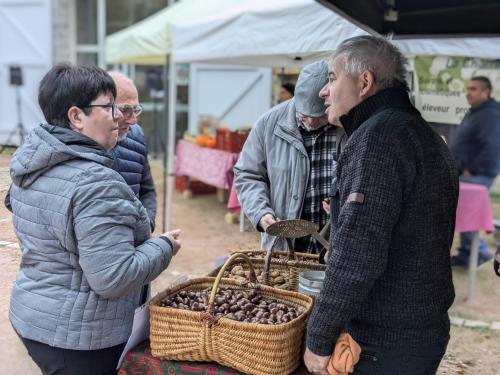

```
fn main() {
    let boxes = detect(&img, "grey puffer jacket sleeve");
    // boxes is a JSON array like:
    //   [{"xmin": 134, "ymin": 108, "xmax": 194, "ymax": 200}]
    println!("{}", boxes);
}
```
[
  {"xmin": 74, "ymin": 168, "xmax": 171, "ymax": 299},
  {"xmin": 234, "ymin": 114, "xmax": 275, "ymax": 231}
]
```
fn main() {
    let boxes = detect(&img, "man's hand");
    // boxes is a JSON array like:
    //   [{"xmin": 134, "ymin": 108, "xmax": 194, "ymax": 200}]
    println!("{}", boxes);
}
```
[
  {"xmin": 161, "ymin": 229, "xmax": 181, "ymax": 255},
  {"xmin": 463, "ymin": 169, "xmax": 472, "ymax": 178},
  {"xmin": 259, "ymin": 213, "xmax": 277, "ymax": 232},
  {"xmin": 304, "ymin": 347, "xmax": 330, "ymax": 375},
  {"xmin": 322, "ymin": 198, "xmax": 331, "ymax": 215},
  {"xmin": 324, "ymin": 250, "xmax": 330, "ymax": 263}
]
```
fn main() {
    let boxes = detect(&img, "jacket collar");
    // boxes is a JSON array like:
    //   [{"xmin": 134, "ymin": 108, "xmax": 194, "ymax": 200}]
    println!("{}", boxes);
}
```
[
  {"xmin": 41, "ymin": 124, "xmax": 113, "ymax": 166},
  {"xmin": 470, "ymin": 97, "xmax": 496, "ymax": 113},
  {"xmin": 42, "ymin": 124, "xmax": 106, "ymax": 152},
  {"xmin": 340, "ymin": 88, "xmax": 416, "ymax": 138},
  {"xmin": 274, "ymin": 99, "xmax": 307, "ymax": 155}
]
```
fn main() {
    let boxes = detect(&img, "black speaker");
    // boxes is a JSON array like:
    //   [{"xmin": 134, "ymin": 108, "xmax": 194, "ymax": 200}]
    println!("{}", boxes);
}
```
[{"xmin": 9, "ymin": 66, "xmax": 23, "ymax": 86}]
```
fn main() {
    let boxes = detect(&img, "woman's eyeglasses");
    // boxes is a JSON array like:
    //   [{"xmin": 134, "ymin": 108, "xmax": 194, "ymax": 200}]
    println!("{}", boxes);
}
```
[{"xmin": 83, "ymin": 103, "xmax": 120, "ymax": 120}]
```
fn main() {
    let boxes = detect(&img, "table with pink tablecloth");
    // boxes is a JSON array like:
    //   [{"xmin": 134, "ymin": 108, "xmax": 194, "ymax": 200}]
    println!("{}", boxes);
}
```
[
  {"xmin": 228, "ymin": 180, "xmax": 241, "ymax": 215},
  {"xmin": 227, "ymin": 159, "xmax": 245, "ymax": 231},
  {"xmin": 455, "ymin": 182, "xmax": 494, "ymax": 302},
  {"xmin": 455, "ymin": 182, "xmax": 494, "ymax": 233},
  {"xmin": 175, "ymin": 140, "xmax": 239, "ymax": 190}
]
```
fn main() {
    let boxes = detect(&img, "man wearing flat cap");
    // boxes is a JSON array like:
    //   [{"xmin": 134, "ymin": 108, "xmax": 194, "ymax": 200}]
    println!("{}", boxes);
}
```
[{"xmin": 234, "ymin": 60, "xmax": 337, "ymax": 254}]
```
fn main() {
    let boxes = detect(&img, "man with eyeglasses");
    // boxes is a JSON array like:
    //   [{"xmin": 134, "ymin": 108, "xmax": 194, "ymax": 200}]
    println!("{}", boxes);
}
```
[{"xmin": 108, "ymin": 71, "xmax": 157, "ymax": 232}]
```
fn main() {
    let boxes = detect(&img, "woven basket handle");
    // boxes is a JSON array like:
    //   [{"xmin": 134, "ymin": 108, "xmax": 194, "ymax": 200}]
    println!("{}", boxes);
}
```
[
  {"xmin": 263, "ymin": 241, "xmax": 297, "ymax": 277},
  {"xmin": 207, "ymin": 253, "xmax": 257, "ymax": 315}
]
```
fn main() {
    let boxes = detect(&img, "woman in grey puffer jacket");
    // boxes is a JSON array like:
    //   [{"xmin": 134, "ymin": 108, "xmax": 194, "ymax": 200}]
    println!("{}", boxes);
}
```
[{"xmin": 6, "ymin": 64, "xmax": 181, "ymax": 375}]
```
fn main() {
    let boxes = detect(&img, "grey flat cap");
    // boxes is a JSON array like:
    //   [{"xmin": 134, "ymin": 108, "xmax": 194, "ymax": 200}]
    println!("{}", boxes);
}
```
[{"xmin": 294, "ymin": 60, "xmax": 328, "ymax": 118}]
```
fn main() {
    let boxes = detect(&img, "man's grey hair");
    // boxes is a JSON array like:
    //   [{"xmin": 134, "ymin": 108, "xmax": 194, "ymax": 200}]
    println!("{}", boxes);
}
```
[{"xmin": 331, "ymin": 35, "xmax": 409, "ymax": 91}]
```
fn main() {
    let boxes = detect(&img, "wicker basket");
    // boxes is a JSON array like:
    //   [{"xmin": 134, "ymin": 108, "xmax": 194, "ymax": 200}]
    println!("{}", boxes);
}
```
[
  {"xmin": 150, "ymin": 253, "xmax": 313, "ymax": 375},
  {"xmin": 209, "ymin": 249, "xmax": 326, "ymax": 291},
  {"xmin": 241, "ymin": 249, "xmax": 324, "ymax": 265},
  {"xmin": 261, "ymin": 247, "xmax": 326, "ymax": 291}
]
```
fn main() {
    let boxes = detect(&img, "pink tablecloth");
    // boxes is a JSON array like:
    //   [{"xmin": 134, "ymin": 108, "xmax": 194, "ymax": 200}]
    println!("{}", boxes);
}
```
[
  {"xmin": 175, "ymin": 140, "xmax": 239, "ymax": 190},
  {"xmin": 455, "ymin": 182, "xmax": 494, "ymax": 233},
  {"xmin": 227, "ymin": 179, "xmax": 241, "ymax": 215}
]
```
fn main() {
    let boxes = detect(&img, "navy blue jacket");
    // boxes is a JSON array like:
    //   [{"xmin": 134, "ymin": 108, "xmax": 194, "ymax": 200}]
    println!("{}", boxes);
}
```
[
  {"xmin": 110, "ymin": 124, "xmax": 157, "ymax": 230},
  {"xmin": 451, "ymin": 98, "xmax": 500, "ymax": 178}
]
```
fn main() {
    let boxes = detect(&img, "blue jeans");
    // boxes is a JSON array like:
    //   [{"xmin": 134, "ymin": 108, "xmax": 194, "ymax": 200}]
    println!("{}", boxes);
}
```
[
  {"xmin": 456, "ymin": 175, "xmax": 495, "ymax": 263},
  {"xmin": 352, "ymin": 341, "xmax": 447, "ymax": 375}
]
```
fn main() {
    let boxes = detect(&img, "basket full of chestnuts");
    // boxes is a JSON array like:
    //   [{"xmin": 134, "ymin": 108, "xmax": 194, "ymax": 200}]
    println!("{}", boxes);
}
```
[{"xmin": 149, "ymin": 253, "xmax": 313, "ymax": 375}]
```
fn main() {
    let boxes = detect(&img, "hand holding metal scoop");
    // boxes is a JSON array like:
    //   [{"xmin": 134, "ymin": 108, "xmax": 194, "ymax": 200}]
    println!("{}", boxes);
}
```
[{"xmin": 265, "ymin": 219, "xmax": 330, "ymax": 264}]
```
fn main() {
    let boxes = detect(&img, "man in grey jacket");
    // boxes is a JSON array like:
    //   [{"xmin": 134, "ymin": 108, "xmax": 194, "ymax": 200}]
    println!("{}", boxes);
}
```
[{"xmin": 234, "ymin": 61, "xmax": 337, "ymax": 253}]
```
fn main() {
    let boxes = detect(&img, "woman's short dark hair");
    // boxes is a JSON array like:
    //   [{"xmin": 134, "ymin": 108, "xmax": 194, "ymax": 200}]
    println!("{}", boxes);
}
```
[{"xmin": 38, "ymin": 64, "xmax": 117, "ymax": 128}]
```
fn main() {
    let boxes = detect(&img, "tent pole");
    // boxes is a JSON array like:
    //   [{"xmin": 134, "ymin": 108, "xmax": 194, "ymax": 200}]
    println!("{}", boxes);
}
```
[
  {"xmin": 162, "ymin": 55, "xmax": 169, "ymax": 233},
  {"xmin": 164, "ymin": 57, "xmax": 177, "ymax": 232}
]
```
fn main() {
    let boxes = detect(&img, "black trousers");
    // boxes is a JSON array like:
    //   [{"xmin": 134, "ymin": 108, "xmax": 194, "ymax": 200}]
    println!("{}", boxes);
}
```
[
  {"xmin": 352, "ymin": 341, "xmax": 448, "ymax": 375},
  {"xmin": 20, "ymin": 336, "xmax": 126, "ymax": 375}
]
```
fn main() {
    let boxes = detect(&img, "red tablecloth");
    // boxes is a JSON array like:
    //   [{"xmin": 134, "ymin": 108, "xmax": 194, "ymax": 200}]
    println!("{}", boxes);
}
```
[
  {"xmin": 175, "ymin": 140, "xmax": 239, "ymax": 190},
  {"xmin": 119, "ymin": 340, "xmax": 310, "ymax": 375},
  {"xmin": 226, "ymin": 181, "xmax": 495, "ymax": 233},
  {"xmin": 455, "ymin": 181, "xmax": 494, "ymax": 233}
]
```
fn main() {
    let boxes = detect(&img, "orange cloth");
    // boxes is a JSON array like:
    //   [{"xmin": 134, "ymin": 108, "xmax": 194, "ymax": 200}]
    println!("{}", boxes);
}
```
[{"xmin": 326, "ymin": 333, "xmax": 361, "ymax": 375}]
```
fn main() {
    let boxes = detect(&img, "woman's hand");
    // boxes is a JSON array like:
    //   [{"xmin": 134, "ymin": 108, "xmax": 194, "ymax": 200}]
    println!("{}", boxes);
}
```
[{"xmin": 162, "ymin": 229, "xmax": 182, "ymax": 255}]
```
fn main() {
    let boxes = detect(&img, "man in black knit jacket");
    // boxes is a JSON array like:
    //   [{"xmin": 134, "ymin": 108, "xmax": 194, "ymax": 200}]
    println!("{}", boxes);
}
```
[{"xmin": 304, "ymin": 36, "xmax": 459, "ymax": 375}]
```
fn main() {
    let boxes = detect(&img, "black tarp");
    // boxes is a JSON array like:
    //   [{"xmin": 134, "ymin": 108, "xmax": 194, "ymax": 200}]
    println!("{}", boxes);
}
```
[{"xmin": 315, "ymin": 0, "xmax": 500, "ymax": 37}]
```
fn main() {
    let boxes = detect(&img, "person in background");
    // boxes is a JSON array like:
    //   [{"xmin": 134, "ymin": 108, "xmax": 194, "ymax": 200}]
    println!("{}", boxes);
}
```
[
  {"xmin": 235, "ymin": 61, "xmax": 336, "ymax": 254},
  {"xmin": 278, "ymin": 82, "xmax": 295, "ymax": 103},
  {"xmin": 304, "ymin": 36, "xmax": 458, "ymax": 375},
  {"xmin": 450, "ymin": 76, "xmax": 500, "ymax": 267},
  {"xmin": 108, "ymin": 71, "xmax": 157, "ymax": 231},
  {"xmin": 6, "ymin": 64, "xmax": 181, "ymax": 375}
]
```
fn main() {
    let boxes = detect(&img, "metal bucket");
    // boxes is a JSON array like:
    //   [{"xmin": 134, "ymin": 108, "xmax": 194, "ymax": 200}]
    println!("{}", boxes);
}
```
[{"xmin": 298, "ymin": 270, "xmax": 325, "ymax": 297}]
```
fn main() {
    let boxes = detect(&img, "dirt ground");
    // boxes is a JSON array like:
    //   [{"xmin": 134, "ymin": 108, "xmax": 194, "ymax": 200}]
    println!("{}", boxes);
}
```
[{"xmin": 0, "ymin": 154, "xmax": 499, "ymax": 374}]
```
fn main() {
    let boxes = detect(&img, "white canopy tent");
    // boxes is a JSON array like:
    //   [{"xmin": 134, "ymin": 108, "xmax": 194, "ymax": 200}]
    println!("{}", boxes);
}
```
[
  {"xmin": 172, "ymin": 2, "xmax": 500, "ymax": 64},
  {"xmin": 106, "ymin": 0, "xmax": 500, "ymax": 65}
]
